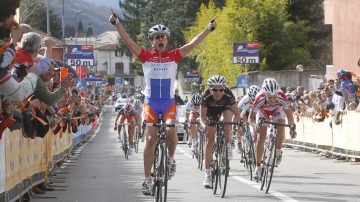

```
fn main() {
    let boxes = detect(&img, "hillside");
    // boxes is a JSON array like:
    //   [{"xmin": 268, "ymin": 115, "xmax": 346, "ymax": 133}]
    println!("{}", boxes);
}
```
[{"xmin": 49, "ymin": 0, "xmax": 123, "ymax": 35}]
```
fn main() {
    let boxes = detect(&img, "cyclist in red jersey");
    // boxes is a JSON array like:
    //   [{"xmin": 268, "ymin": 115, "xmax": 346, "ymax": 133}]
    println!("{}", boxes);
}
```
[
  {"xmin": 109, "ymin": 12, "xmax": 217, "ymax": 195},
  {"xmin": 248, "ymin": 78, "xmax": 296, "ymax": 180}
]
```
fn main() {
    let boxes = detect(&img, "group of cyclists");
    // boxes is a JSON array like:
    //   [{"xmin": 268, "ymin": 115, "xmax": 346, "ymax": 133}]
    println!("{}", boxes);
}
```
[{"xmin": 108, "ymin": 11, "xmax": 297, "ymax": 198}]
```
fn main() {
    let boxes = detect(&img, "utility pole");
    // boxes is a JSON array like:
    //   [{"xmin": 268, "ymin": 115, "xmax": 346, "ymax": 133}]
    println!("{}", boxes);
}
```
[{"xmin": 46, "ymin": 0, "xmax": 51, "ymax": 36}]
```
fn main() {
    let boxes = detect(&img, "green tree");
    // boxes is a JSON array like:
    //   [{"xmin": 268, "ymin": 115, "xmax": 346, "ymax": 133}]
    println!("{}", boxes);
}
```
[
  {"xmin": 185, "ymin": 0, "xmax": 311, "ymax": 86},
  {"xmin": 287, "ymin": 0, "xmax": 332, "ymax": 68},
  {"xmin": 86, "ymin": 26, "xmax": 94, "ymax": 37},
  {"xmin": 77, "ymin": 21, "xmax": 84, "ymax": 37},
  {"xmin": 65, "ymin": 24, "xmax": 75, "ymax": 37}
]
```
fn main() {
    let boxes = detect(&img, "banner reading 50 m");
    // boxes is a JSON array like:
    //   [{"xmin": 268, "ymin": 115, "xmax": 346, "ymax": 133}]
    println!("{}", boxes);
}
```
[
  {"xmin": 233, "ymin": 42, "xmax": 259, "ymax": 64},
  {"xmin": 67, "ymin": 45, "xmax": 94, "ymax": 66}
]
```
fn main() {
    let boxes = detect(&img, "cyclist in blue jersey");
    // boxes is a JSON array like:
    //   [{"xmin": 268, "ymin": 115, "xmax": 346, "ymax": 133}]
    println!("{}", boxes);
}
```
[
  {"xmin": 337, "ymin": 69, "xmax": 357, "ymax": 109},
  {"xmin": 109, "ymin": 12, "xmax": 217, "ymax": 195}
]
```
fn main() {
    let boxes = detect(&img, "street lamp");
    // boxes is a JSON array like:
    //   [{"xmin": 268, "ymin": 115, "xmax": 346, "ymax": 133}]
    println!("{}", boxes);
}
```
[
  {"xmin": 74, "ymin": 10, "xmax": 84, "ymax": 44},
  {"xmin": 85, "ymin": 23, "xmax": 92, "ymax": 45}
]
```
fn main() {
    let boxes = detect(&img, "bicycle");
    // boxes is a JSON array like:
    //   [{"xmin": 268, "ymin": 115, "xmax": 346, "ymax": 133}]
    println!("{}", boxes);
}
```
[
  {"xmin": 151, "ymin": 114, "xmax": 175, "ymax": 202},
  {"xmin": 208, "ymin": 120, "xmax": 242, "ymax": 198},
  {"xmin": 118, "ymin": 122, "xmax": 130, "ymax": 160},
  {"xmin": 239, "ymin": 123, "xmax": 257, "ymax": 181},
  {"xmin": 258, "ymin": 120, "xmax": 293, "ymax": 193}
]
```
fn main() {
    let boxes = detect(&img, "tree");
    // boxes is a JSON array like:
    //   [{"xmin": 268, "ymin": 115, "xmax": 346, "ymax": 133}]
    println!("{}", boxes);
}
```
[
  {"xmin": 19, "ymin": 0, "xmax": 63, "ymax": 39},
  {"xmin": 65, "ymin": 25, "xmax": 75, "ymax": 37},
  {"xmin": 287, "ymin": 0, "xmax": 332, "ymax": 68},
  {"xmin": 185, "ymin": 0, "xmax": 312, "ymax": 86},
  {"xmin": 77, "ymin": 21, "xmax": 84, "ymax": 37},
  {"xmin": 117, "ymin": 0, "xmax": 148, "ymax": 76},
  {"xmin": 86, "ymin": 26, "xmax": 94, "ymax": 37}
]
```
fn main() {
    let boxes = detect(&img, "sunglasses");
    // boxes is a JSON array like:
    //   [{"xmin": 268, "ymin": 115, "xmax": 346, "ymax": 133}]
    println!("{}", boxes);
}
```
[
  {"xmin": 154, "ymin": 34, "xmax": 167, "ymax": 40},
  {"xmin": 266, "ymin": 95, "xmax": 277, "ymax": 100},
  {"xmin": 211, "ymin": 88, "xmax": 225, "ymax": 92}
]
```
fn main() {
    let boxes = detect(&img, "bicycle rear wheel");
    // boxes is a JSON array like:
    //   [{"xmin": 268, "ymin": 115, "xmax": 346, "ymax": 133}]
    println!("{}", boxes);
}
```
[
  {"xmin": 123, "ymin": 131, "xmax": 129, "ymax": 160},
  {"xmin": 217, "ymin": 140, "xmax": 229, "ymax": 198},
  {"xmin": 211, "ymin": 159, "xmax": 218, "ymax": 195},
  {"xmin": 134, "ymin": 127, "xmax": 140, "ymax": 153},
  {"xmin": 247, "ymin": 140, "xmax": 256, "ymax": 181}
]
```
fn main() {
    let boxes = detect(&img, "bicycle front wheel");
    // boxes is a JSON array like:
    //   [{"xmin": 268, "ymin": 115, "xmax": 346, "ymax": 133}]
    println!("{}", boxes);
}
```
[
  {"xmin": 217, "ymin": 140, "xmax": 229, "ymax": 198},
  {"xmin": 260, "ymin": 139, "xmax": 276, "ymax": 193},
  {"xmin": 154, "ymin": 143, "xmax": 168, "ymax": 202}
]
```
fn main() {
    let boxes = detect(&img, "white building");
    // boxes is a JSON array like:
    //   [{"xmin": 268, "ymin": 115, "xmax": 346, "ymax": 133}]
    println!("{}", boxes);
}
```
[{"xmin": 65, "ymin": 31, "xmax": 144, "ymax": 87}]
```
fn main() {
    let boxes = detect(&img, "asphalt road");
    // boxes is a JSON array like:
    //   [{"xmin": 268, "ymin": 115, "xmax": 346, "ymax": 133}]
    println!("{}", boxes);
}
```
[{"xmin": 33, "ymin": 105, "xmax": 360, "ymax": 202}]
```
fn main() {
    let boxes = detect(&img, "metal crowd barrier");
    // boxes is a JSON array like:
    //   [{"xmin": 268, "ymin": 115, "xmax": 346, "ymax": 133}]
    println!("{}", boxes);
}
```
[{"xmin": 0, "ymin": 118, "xmax": 99, "ymax": 202}]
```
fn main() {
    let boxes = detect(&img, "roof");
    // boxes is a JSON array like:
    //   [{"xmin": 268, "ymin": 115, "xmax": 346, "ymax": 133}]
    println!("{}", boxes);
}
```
[
  {"xmin": 31, "ymin": 28, "xmax": 63, "ymax": 47},
  {"xmin": 96, "ymin": 44, "xmax": 118, "ymax": 50}
]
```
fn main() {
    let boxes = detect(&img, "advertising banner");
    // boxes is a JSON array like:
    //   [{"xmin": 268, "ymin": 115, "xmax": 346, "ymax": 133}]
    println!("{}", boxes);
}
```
[
  {"xmin": 184, "ymin": 69, "xmax": 200, "ymax": 83},
  {"xmin": 233, "ymin": 42, "xmax": 259, "ymax": 64},
  {"xmin": 67, "ymin": 45, "xmax": 94, "ymax": 66}
]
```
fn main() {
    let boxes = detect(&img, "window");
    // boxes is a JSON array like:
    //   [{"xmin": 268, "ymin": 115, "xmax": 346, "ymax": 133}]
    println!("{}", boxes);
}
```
[
  {"xmin": 115, "ymin": 63, "xmax": 124, "ymax": 75},
  {"xmin": 115, "ymin": 50, "xmax": 123, "ymax": 57}
]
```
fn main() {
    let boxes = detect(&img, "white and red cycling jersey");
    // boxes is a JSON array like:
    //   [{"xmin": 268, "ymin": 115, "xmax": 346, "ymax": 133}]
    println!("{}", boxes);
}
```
[
  {"xmin": 138, "ymin": 48, "xmax": 181, "ymax": 99},
  {"xmin": 252, "ymin": 90, "xmax": 291, "ymax": 116}
]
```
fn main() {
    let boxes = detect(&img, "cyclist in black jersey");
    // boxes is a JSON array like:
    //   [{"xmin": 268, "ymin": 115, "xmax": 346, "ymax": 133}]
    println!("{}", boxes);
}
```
[{"xmin": 200, "ymin": 75, "xmax": 241, "ymax": 188}]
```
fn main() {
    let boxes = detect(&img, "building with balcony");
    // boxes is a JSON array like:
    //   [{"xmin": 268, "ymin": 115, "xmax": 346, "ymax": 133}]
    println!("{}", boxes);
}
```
[
  {"xmin": 65, "ymin": 31, "xmax": 144, "ymax": 87},
  {"xmin": 324, "ymin": 0, "xmax": 360, "ymax": 84}
]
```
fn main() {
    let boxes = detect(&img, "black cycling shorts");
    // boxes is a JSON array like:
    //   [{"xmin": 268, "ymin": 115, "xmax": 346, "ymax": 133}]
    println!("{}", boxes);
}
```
[{"xmin": 206, "ymin": 105, "xmax": 232, "ymax": 126}]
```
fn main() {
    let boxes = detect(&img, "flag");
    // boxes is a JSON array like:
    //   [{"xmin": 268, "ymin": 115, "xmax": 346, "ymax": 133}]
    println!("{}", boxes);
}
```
[{"xmin": 76, "ymin": 66, "xmax": 86, "ymax": 79}]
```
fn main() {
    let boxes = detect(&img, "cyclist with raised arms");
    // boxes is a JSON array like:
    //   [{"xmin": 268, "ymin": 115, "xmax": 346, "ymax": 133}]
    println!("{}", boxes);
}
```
[
  {"xmin": 109, "ymin": 11, "xmax": 217, "ymax": 195},
  {"xmin": 200, "ymin": 75, "xmax": 241, "ymax": 188},
  {"xmin": 248, "ymin": 78, "xmax": 296, "ymax": 180},
  {"xmin": 185, "ymin": 93, "xmax": 202, "ymax": 152},
  {"xmin": 114, "ymin": 102, "xmax": 137, "ymax": 155},
  {"xmin": 236, "ymin": 85, "xmax": 260, "ymax": 153}
]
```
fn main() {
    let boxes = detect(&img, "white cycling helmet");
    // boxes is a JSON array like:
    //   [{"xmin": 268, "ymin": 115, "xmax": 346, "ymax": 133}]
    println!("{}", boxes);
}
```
[
  {"xmin": 148, "ymin": 24, "xmax": 170, "ymax": 39},
  {"xmin": 285, "ymin": 92, "xmax": 296, "ymax": 101},
  {"xmin": 248, "ymin": 85, "xmax": 260, "ymax": 98},
  {"xmin": 191, "ymin": 93, "xmax": 202, "ymax": 105},
  {"xmin": 134, "ymin": 99, "xmax": 142, "ymax": 106},
  {"xmin": 262, "ymin": 78, "xmax": 280, "ymax": 96},
  {"xmin": 207, "ymin": 75, "xmax": 227, "ymax": 86}
]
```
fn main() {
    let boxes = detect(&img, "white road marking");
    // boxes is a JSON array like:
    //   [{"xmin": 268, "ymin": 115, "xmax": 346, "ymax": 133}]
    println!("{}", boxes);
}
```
[{"xmin": 176, "ymin": 146, "xmax": 298, "ymax": 202}]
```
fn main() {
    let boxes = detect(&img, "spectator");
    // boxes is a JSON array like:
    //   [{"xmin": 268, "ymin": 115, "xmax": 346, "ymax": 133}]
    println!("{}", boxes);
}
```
[
  {"xmin": 12, "ymin": 32, "xmax": 42, "ymax": 80},
  {"xmin": 174, "ymin": 89, "xmax": 184, "ymax": 105},
  {"xmin": 184, "ymin": 96, "xmax": 189, "ymax": 103},
  {"xmin": 33, "ymin": 57, "xmax": 71, "ymax": 106},
  {"xmin": 0, "ymin": 0, "xmax": 39, "ymax": 102}
]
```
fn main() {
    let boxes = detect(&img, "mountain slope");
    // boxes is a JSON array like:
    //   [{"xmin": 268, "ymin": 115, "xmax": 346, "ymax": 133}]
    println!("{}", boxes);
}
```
[{"xmin": 49, "ymin": 0, "xmax": 122, "ymax": 35}]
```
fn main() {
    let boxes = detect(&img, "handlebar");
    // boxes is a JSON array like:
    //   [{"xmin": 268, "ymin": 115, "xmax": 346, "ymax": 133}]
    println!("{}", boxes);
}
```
[
  {"xmin": 148, "ymin": 123, "xmax": 175, "ymax": 128},
  {"xmin": 206, "ymin": 120, "xmax": 243, "ymax": 126}
]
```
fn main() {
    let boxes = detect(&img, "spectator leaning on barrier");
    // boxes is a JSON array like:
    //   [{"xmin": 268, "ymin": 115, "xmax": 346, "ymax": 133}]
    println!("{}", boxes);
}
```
[
  {"xmin": 33, "ymin": 57, "xmax": 71, "ymax": 106},
  {"xmin": 0, "ymin": 0, "xmax": 39, "ymax": 102}
]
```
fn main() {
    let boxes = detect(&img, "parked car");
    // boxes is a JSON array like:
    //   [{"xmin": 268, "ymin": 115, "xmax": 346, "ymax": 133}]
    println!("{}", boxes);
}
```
[
  {"xmin": 176, "ymin": 105, "xmax": 187, "ymax": 142},
  {"xmin": 115, "ymin": 98, "xmax": 129, "ymax": 111}
]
